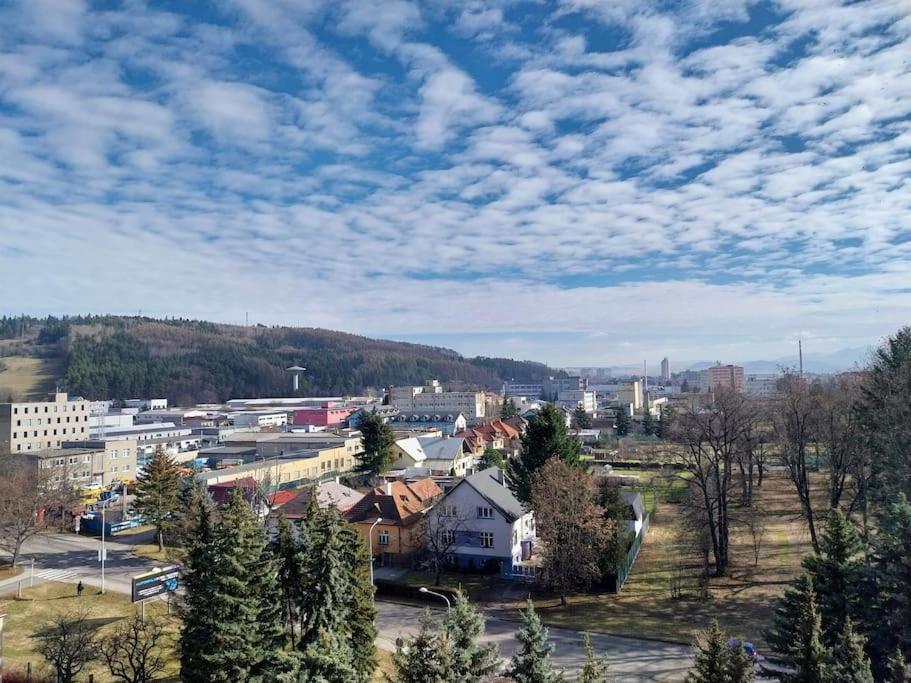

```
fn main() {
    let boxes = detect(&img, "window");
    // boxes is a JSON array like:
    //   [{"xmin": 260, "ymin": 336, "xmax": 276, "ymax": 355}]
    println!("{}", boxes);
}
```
[
  {"xmin": 439, "ymin": 504, "xmax": 457, "ymax": 517},
  {"xmin": 441, "ymin": 529, "xmax": 456, "ymax": 545},
  {"xmin": 378, "ymin": 530, "xmax": 389, "ymax": 546},
  {"xmin": 479, "ymin": 531, "xmax": 494, "ymax": 548},
  {"xmin": 477, "ymin": 506, "xmax": 494, "ymax": 519}
]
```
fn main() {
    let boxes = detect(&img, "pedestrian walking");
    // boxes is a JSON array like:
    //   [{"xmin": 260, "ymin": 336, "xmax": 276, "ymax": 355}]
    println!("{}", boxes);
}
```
[{"xmin": 77, "ymin": 580, "xmax": 84, "ymax": 597}]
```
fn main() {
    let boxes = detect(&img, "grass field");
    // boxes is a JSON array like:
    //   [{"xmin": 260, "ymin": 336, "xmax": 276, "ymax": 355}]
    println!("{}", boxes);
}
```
[
  {"xmin": 529, "ymin": 469, "xmax": 815, "ymax": 647},
  {"xmin": 0, "ymin": 355, "xmax": 64, "ymax": 401}
]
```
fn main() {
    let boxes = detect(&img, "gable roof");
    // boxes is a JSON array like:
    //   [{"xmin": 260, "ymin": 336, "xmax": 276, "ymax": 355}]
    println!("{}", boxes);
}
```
[
  {"xmin": 621, "ymin": 491, "xmax": 645, "ymax": 520},
  {"xmin": 281, "ymin": 481, "xmax": 365, "ymax": 516},
  {"xmin": 345, "ymin": 478, "xmax": 443, "ymax": 526},
  {"xmin": 394, "ymin": 436, "xmax": 427, "ymax": 463},
  {"xmin": 449, "ymin": 467, "xmax": 525, "ymax": 523},
  {"xmin": 416, "ymin": 435, "xmax": 466, "ymax": 462}
]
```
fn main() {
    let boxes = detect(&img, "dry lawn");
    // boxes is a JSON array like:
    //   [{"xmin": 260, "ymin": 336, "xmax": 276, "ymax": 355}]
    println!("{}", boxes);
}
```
[
  {"xmin": 0, "ymin": 355, "xmax": 64, "ymax": 401},
  {"xmin": 531, "ymin": 470, "xmax": 818, "ymax": 646}
]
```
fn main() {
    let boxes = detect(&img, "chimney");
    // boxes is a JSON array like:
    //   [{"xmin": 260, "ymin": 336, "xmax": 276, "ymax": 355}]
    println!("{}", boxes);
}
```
[
  {"xmin": 384, "ymin": 481, "xmax": 393, "ymax": 495},
  {"xmin": 494, "ymin": 469, "xmax": 505, "ymax": 486}
]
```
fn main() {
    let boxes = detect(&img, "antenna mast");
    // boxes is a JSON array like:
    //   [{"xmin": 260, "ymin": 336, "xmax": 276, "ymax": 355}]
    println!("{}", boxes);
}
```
[{"xmin": 798, "ymin": 339, "xmax": 803, "ymax": 377}]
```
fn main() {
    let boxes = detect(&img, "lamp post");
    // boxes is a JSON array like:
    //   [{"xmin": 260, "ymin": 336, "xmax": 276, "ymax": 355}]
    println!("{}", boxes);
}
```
[
  {"xmin": 99, "ymin": 498, "xmax": 112, "ymax": 594},
  {"xmin": 419, "ymin": 586, "xmax": 451, "ymax": 611},
  {"xmin": 368, "ymin": 517, "xmax": 383, "ymax": 584}
]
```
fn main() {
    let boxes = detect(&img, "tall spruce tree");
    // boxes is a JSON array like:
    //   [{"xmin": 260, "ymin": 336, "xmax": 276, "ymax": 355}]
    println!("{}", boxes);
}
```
[
  {"xmin": 573, "ymin": 405, "xmax": 592, "ymax": 430},
  {"xmin": 802, "ymin": 508, "xmax": 863, "ymax": 641},
  {"xmin": 180, "ymin": 492, "xmax": 217, "ymax": 683},
  {"xmin": 198, "ymin": 489, "xmax": 281, "ymax": 682},
  {"xmin": 337, "ymin": 514, "xmax": 377, "ymax": 683},
  {"xmin": 766, "ymin": 574, "xmax": 814, "ymax": 661},
  {"xmin": 578, "ymin": 633, "xmax": 612, "ymax": 683},
  {"xmin": 391, "ymin": 610, "xmax": 452, "ymax": 683},
  {"xmin": 356, "ymin": 409, "xmax": 396, "ymax": 474},
  {"xmin": 272, "ymin": 513, "xmax": 303, "ymax": 642},
  {"xmin": 501, "ymin": 396, "xmax": 519, "ymax": 419},
  {"xmin": 685, "ymin": 620, "xmax": 754, "ymax": 683},
  {"xmin": 299, "ymin": 629, "xmax": 357, "ymax": 683},
  {"xmin": 508, "ymin": 403, "xmax": 583, "ymax": 503},
  {"xmin": 299, "ymin": 509, "xmax": 351, "ymax": 649},
  {"xmin": 441, "ymin": 591, "xmax": 499, "ymax": 682},
  {"xmin": 784, "ymin": 580, "xmax": 833, "ymax": 683},
  {"xmin": 509, "ymin": 599, "xmax": 562, "ymax": 683},
  {"xmin": 614, "ymin": 409, "xmax": 631, "ymax": 437},
  {"xmin": 641, "ymin": 410, "xmax": 655, "ymax": 436},
  {"xmin": 132, "ymin": 446, "xmax": 182, "ymax": 551},
  {"xmin": 886, "ymin": 646, "xmax": 910, "ymax": 683},
  {"xmin": 831, "ymin": 618, "xmax": 873, "ymax": 683}
]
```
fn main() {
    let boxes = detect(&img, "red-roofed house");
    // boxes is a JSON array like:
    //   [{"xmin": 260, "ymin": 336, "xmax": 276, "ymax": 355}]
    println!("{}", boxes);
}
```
[{"xmin": 345, "ymin": 478, "xmax": 443, "ymax": 567}]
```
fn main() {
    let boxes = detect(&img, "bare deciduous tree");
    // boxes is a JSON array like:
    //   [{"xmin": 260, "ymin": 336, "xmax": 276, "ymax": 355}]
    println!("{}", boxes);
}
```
[
  {"xmin": 530, "ymin": 458, "xmax": 616, "ymax": 605},
  {"xmin": 100, "ymin": 616, "xmax": 170, "ymax": 683},
  {"xmin": 418, "ymin": 505, "xmax": 472, "ymax": 586},
  {"xmin": 35, "ymin": 609, "xmax": 98, "ymax": 683},
  {"xmin": 0, "ymin": 459, "xmax": 50, "ymax": 566},
  {"xmin": 673, "ymin": 389, "xmax": 756, "ymax": 576},
  {"xmin": 746, "ymin": 503, "xmax": 768, "ymax": 566}
]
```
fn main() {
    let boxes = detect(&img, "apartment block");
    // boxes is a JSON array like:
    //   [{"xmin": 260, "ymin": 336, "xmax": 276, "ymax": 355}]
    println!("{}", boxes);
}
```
[
  {"xmin": 17, "ymin": 438, "xmax": 138, "ymax": 487},
  {"xmin": 699, "ymin": 364, "xmax": 746, "ymax": 393},
  {"xmin": 388, "ymin": 379, "xmax": 485, "ymax": 421},
  {"xmin": 0, "ymin": 392, "xmax": 90, "ymax": 454}
]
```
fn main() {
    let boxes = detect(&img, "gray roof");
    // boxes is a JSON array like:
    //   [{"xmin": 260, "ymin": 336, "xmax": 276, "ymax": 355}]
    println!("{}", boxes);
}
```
[
  {"xmin": 417, "ymin": 436, "xmax": 465, "ymax": 462},
  {"xmin": 621, "ymin": 491, "xmax": 645, "ymax": 520},
  {"xmin": 459, "ymin": 467, "xmax": 525, "ymax": 523}
]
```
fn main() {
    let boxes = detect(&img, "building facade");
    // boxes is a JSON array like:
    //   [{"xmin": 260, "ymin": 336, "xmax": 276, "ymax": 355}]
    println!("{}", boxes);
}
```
[
  {"xmin": 699, "ymin": 364, "xmax": 746, "ymax": 393},
  {"xmin": 661, "ymin": 357, "xmax": 671, "ymax": 382},
  {"xmin": 556, "ymin": 389, "xmax": 597, "ymax": 413},
  {"xmin": 388, "ymin": 380, "xmax": 485, "ymax": 422},
  {"xmin": 0, "ymin": 392, "xmax": 90, "ymax": 454},
  {"xmin": 617, "ymin": 381, "xmax": 642, "ymax": 412},
  {"xmin": 20, "ymin": 438, "xmax": 138, "ymax": 488}
]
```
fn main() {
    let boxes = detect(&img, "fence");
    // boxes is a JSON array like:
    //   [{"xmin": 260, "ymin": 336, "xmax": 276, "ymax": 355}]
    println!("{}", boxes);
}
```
[{"xmin": 615, "ymin": 512, "xmax": 650, "ymax": 592}]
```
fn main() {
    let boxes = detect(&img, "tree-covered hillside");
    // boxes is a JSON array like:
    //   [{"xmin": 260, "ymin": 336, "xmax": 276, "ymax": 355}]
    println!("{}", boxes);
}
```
[{"xmin": 0, "ymin": 315, "xmax": 560, "ymax": 404}]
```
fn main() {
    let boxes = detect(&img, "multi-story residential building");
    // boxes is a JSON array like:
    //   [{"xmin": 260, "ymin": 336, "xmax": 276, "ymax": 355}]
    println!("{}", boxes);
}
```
[
  {"xmin": 556, "ymin": 389, "xmax": 597, "ymax": 413},
  {"xmin": 617, "ymin": 381, "xmax": 642, "ymax": 412},
  {"xmin": 388, "ymin": 380, "xmax": 485, "ymax": 422},
  {"xmin": 661, "ymin": 358, "xmax": 671, "ymax": 382},
  {"xmin": 0, "ymin": 392, "xmax": 90, "ymax": 454},
  {"xmin": 745, "ymin": 374, "xmax": 782, "ymax": 398},
  {"xmin": 542, "ymin": 376, "xmax": 587, "ymax": 400},
  {"xmin": 502, "ymin": 381, "xmax": 544, "ymax": 398},
  {"xmin": 699, "ymin": 364, "xmax": 746, "ymax": 393},
  {"xmin": 18, "ymin": 438, "xmax": 138, "ymax": 487},
  {"xmin": 424, "ymin": 467, "xmax": 536, "ymax": 580}
]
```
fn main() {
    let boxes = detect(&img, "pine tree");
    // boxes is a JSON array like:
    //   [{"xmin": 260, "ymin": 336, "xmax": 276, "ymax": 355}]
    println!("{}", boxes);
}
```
[
  {"xmin": 391, "ymin": 610, "xmax": 452, "ymax": 683},
  {"xmin": 578, "ymin": 633, "xmax": 612, "ymax": 683},
  {"xmin": 272, "ymin": 513, "xmax": 303, "ymax": 642},
  {"xmin": 784, "ymin": 579, "xmax": 833, "ymax": 683},
  {"xmin": 180, "ymin": 492, "xmax": 218, "ymax": 683},
  {"xmin": 573, "ymin": 405, "xmax": 591, "ymax": 430},
  {"xmin": 614, "ymin": 409, "xmax": 631, "ymax": 437},
  {"xmin": 831, "ymin": 618, "xmax": 873, "ymax": 683},
  {"xmin": 641, "ymin": 410, "xmax": 655, "ymax": 436},
  {"xmin": 726, "ymin": 641, "xmax": 756, "ymax": 683},
  {"xmin": 337, "ymin": 515, "xmax": 377, "ymax": 683},
  {"xmin": 298, "ymin": 509, "xmax": 351, "ymax": 649},
  {"xmin": 510, "ymin": 599, "xmax": 562, "ymax": 683},
  {"xmin": 356, "ymin": 409, "xmax": 396, "ymax": 474},
  {"xmin": 249, "ymin": 542, "xmax": 290, "ymax": 682},
  {"xmin": 685, "ymin": 621, "xmax": 729, "ymax": 683},
  {"xmin": 886, "ymin": 646, "xmax": 910, "ymax": 683},
  {"xmin": 299, "ymin": 629, "xmax": 357, "ymax": 683},
  {"xmin": 508, "ymin": 403, "xmax": 583, "ymax": 503},
  {"xmin": 766, "ymin": 574, "xmax": 813, "ymax": 660},
  {"xmin": 197, "ymin": 489, "xmax": 281, "ymax": 682},
  {"xmin": 501, "ymin": 396, "xmax": 519, "ymax": 419},
  {"xmin": 802, "ymin": 508, "xmax": 863, "ymax": 641},
  {"xmin": 132, "ymin": 446, "xmax": 182, "ymax": 551},
  {"xmin": 441, "ymin": 591, "xmax": 499, "ymax": 682}
]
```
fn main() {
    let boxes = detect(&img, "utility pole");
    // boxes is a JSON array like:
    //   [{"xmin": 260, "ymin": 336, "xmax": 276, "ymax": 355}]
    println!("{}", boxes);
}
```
[{"xmin": 798, "ymin": 339, "xmax": 803, "ymax": 377}]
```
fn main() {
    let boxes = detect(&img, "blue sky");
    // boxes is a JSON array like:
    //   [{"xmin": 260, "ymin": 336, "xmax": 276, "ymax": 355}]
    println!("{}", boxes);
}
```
[{"xmin": 1, "ymin": 0, "xmax": 909, "ymax": 366}]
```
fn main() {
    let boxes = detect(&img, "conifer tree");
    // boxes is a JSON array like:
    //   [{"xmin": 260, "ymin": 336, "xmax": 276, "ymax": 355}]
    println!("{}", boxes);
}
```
[
  {"xmin": 685, "ymin": 621, "xmax": 729, "ymax": 683},
  {"xmin": 784, "ymin": 580, "xmax": 833, "ymax": 683},
  {"xmin": 578, "ymin": 633, "xmax": 612, "ymax": 683},
  {"xmin": 766, "ymin": 574, "xmax": 813, "ymax": 660},
  {"xmin": 298, "ymin": 509, "xmax": 352, "ymax": 649},
  {"xmin": 337, "ymin": 514, "xmax": 377, "ymax": 683},
  {"xmin": 441, "ymin": 591, "xmax": 499, "ymax": 682},
  {"xmin": 508, "ymin": 403, "xmax": 583, "ymax": 503},
  {"xmin": 614, "ymin": 409, "xmax": 631, "ymax": 437},
  {"xmin": 726, "ymin": 642, "xmax": 756, "ymax": 683},
  {"xmin": 391, "ymin": 610, "xmax": 452, "ymax": 683},
  {"xmin": 299, "ymin": 629, "xmax": 357, "ymax": 683},
  {"xmin": 132, "ymin": 446, "xmax": 182, "ymax": 551},
  {"xmin": 886, "ymin": 646, "xmax": 910, "ymax": 683},
  {"xmin": 641, "ymin": 410, "xmax": 655, "ymax": 436},
  {"xmin": 573, "ymin": 405, "xmax": 591, "ymax": 430},
  {"xmin": 272, "ymin": 513, "xmax": 303, "ymax": 641},
  {"xmin": 509, "ymin": 599, "xmax": 562, "ymax": 683},
  {"xmin": 180, "ymin": 492, "xmax": 218, "ymax": 683},
  {"xmin": 356, "ymin": 410, "xmax": 396, "ymax": 474},
  {"xmin": 501, "ymin": 396, "xmax": 519, "ymax": 419},
  {"xmin": 479, "ymin": 447, "xmax": 506, "ymax": 471},
  {"xmin": 831, "ymin": 618, "xmax": 873, "ymax": 683},
  {"xmin": 249, "ymin": 542, "xmax": 291, "ymax": 682},
  {"xmin": 802, "ymin": 508, "xmax": 863, "ymax": 641}
]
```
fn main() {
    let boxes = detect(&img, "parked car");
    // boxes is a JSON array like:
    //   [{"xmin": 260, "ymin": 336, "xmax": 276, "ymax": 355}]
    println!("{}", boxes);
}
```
[{"xmin": 727, "ymin": 639, "xmax": 760, "ymax": 663}]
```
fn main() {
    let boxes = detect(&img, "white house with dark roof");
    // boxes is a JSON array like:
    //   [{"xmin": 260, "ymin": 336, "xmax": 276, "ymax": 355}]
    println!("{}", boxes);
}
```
[
  {"xmin": 416, "ymin": 435, "xmax": 475, "ymax": 476},
  {"xmin": 425, "ymin": 467, "xmax": 536, "ymax": 580}
]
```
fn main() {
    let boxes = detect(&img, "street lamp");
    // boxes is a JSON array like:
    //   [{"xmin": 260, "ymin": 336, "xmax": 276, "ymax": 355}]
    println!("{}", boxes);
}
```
[
  {"xmin": 419, "ymin": 586, "xmax": 451, "ymax": 611},
  {"xmin": 99, "ymin": 498, "xmax": 113, "ymax": 594},
  {"xmin": 368, "ymin": 517, "xmax": 383, "ymax": 584}
]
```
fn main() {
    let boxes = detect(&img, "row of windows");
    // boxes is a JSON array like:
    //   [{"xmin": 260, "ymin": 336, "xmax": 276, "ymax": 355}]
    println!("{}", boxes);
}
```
[
  {"xmin": 438, "ymin": 529, "xmax": 495, "ymax": 548},
  {"xmin": 16, "ymin": 416, "xmax": 86, "ymax": 426},
  {"xmin": 12, "ymin": 404, "xmax": 86, "ymax": 414},
  {"xmin": 438, "ymin": 504, "xmax": 495, "ymax": 519},
  {"xmin": 12, "ymin": 427, "xmax": 86, "ymax": 438}
]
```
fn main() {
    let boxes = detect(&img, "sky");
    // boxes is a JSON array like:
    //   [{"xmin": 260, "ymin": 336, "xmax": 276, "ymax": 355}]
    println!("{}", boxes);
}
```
[{"xmin": 1, "ymin": 0, "xmax": 910, "ymax": 367}]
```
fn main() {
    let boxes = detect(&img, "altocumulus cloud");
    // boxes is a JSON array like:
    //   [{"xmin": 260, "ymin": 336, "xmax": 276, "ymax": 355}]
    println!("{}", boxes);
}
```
[{"xmin": 0, "ymin": 0, "xmax": 910, "ymax": 365}]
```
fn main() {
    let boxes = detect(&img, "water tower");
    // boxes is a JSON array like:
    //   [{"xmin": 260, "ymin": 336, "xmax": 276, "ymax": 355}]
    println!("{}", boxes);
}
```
[{"xmin": 286, "ymin": 365, "xmax": 306, "ymax": 393}]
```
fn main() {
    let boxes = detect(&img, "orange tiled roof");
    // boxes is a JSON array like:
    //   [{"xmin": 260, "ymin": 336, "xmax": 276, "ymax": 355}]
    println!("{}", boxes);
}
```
[{"xmin": 345, "ymin": 478, "xmax": 443, "ymax": 526}]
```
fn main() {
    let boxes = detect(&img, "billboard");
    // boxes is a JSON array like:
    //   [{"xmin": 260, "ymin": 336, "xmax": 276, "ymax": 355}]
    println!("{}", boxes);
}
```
[{"xmin": 131, "ymin": 565, "xmax": 180, "ymax": 602}]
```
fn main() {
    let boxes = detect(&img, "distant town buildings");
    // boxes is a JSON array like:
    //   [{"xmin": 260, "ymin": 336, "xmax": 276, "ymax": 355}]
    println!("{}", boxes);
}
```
[
  {"xmin": 661, "ymin": 357, "xmax": 671, "ymax": 382},
  {"xmin": 617, "ymin": 381, "xmax": 643, "ymax": 412},
  {"xmin": 388, "ymin": 379, "xmax": 486, "ymax": 422},
  {"xmin": 745, "ymin": 374, "xmax": 782, "ymax": 398},
  {"xmin": 698, "ymin": 364, "xmax": 746, "ymax": 393}
]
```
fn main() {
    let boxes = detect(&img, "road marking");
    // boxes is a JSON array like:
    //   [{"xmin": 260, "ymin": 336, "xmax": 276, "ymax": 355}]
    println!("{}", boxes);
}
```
[{"xmin": 35, "ymin": 568, "xmax": 77, "ymax": 582}]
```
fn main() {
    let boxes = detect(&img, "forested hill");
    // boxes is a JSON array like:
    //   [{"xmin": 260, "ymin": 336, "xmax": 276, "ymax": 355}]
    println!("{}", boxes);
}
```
[{"xmin": 0, "ymin": 315, "xmax": 560, "ymax": 404}]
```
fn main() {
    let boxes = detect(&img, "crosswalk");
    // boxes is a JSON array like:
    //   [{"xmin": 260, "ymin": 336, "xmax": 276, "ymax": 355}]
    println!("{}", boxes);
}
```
[{"xmin": 34, "ymin": 568, "xmax": 78, "ymax": 582}]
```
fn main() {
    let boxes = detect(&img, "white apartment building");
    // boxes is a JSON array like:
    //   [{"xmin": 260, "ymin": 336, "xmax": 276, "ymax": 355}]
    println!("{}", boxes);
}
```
[
  {"xmin": 556, "ymin": 389, "xmax": 597, "ymax": 413},
  {"xmin": 745, "ymin": 374, "xmax": 782, "ymax": 398},
  {"xmin": 0, "ymin": 392, "xmax": 90, "ymax": 453},
  {"xmin": 388, "ymin": 380, "xmax": 485, "ymax": 421},
  {"xmin": 617, "ymin": 381, "xmax": 643, "ymax": 412},
  {"xmin": 230, "ymin": 411, "xmax": 288, "ymax": 428}
]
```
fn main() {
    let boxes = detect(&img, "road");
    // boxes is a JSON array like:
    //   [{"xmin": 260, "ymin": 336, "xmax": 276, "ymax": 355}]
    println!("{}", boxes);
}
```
[{"xmin": 2, "ymin": 532, "xmax": 697, "ymax": 681}]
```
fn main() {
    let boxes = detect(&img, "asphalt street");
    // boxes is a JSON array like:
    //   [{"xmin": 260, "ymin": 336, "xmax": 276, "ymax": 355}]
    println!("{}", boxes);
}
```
[{"xmin": 2, "ymin": 532, "xmax": 700, "ymax": 681}]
